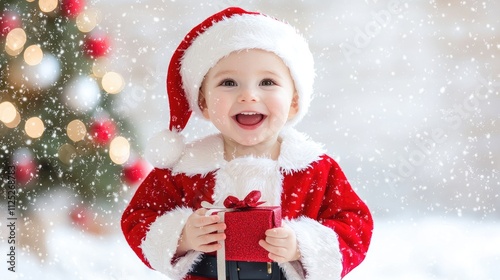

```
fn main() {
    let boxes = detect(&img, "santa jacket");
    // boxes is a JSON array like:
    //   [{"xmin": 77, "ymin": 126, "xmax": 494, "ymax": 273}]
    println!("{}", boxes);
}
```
[{"xmin": 121, "ymin": 128, "xmax": 373, "ymax": 280}]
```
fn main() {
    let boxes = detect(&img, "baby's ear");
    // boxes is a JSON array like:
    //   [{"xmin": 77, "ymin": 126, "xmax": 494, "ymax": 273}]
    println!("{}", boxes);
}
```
[
  {"xmin": 288, "ymin": 92, "xmax": 299, "ymax": 119},
  {"xmin": 198, "ymin": 90, "xmax": 210, "ymax": 120}
]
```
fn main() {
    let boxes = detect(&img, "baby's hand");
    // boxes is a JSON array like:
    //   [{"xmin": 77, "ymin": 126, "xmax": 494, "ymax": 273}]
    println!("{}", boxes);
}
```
[
  {"xmin": 258, "ymin": 227, "xmax": 301, "ymax": 263},
  {"xmin": 177, "ymin": 208, "xmax": 226, "ymax": 255}
]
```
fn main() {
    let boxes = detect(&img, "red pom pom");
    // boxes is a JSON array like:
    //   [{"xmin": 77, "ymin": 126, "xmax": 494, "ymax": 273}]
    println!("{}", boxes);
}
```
[
  {"xmin": 0, "ymin": 11, "xmax": 21, "ymax": 37},
  {"xmin": 83, "ymin": 33, "xmax": 111, "ymax": 58},
  {"xmin": 61, "ymin": 0, "xmax": 86, "ymax": 18},
  {"xmin": 123, "ymin": 159, "xmax": 148, "ymax": 185},
  {"xmin": 90, "ymin": 119, "xmax": 116, "ymax": 145}
]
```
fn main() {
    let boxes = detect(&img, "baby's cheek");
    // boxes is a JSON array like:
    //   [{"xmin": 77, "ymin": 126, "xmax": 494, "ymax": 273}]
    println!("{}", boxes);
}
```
[
  {"xmin": 269, "ymin": 114, "xmax": 288, "ymax": 126},
  {"xmin": 212, "ymin": 114, "xmax": 231, "ymax": 127}
]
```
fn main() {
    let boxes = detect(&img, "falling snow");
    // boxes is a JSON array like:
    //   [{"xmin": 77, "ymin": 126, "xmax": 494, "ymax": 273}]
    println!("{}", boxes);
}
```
[{"xmin": 1, "ymin": 0, "xmax": 499, "ymax": 279}]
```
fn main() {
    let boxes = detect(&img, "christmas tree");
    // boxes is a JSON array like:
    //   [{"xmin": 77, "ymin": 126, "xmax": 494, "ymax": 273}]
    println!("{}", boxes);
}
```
[{"xmin": 0, "ymin": 0, "xmax": 147, "ymax": 219}]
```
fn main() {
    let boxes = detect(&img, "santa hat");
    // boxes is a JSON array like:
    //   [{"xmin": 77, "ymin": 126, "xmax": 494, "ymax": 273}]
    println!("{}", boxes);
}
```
[{"xmin": 146, "ymin": 7, "xmax": 315, "ymax": 168}]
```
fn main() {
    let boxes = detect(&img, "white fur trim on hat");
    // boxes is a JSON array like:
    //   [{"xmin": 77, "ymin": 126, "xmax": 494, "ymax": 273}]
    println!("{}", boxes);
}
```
[
  {"xmin": 180, "ymin": 13, "xmax": 315, "ymax": 127},
  {"xmin": 144, "ymin": 129, "xmax": 185, "ymax": 168}
]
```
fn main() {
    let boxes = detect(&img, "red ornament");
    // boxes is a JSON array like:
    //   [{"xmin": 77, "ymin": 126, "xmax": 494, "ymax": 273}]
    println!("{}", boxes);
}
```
[
  {"xmin": 90, "ymin": 119, "xmax": 116, "ymax": 145},
  {"xmin": 12, "ymin": 148, "xmax": 37, "ymax": 185},
  {"xmin": 61, "ymin": 0, "xmax": 86, "ymax": 18},
  {"xmin": 69, "ymin": 205, "xmax": 106, "ymax": 235},
  {"xmin": 69, "ymin": 205, "xmax": 91, "ymax": 227},
  {"xmin": 123, "ymin": 159, "xmax": 148, "ymax": 185},
  {"xmin": 83, "ymin": 33, "xmax": 111, "ymax": 58},
  {"xmin": 15, "ymin": 160, "xmax": 37, "ymax": 185},
  {"xmin": 0, "ymin": 11, "xmax": 21, "ymax": 37}
]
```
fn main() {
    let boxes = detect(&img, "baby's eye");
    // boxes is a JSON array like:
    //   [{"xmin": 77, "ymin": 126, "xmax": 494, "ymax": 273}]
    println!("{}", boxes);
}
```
[
  {"xmin": 260, "ymin": 79, "xmax": 276, "ymax": 86},
  {"xmin": 220, "ymin": 79, "xmax": 236, "ymax": 87}
]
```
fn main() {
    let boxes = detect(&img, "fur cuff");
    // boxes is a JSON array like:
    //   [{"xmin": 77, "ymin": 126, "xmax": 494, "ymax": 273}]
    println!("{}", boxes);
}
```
[
  {"xmin": 281, "ymin": 217, "xmax": 342, "ymax": 280},
  {"xmin": 140, "ymin": 207, "xmax": 202, "ymax": 279}
]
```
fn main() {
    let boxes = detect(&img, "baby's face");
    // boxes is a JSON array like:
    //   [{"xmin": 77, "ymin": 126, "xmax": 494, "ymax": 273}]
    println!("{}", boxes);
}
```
[{"xmin": 200, "ymin": 49, "xmax": 298, "ymax": 147}]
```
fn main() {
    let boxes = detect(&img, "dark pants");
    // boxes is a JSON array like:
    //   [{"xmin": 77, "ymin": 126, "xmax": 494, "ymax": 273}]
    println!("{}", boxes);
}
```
[{"xmin": 189, "ymin": 254, "xmax": 285, "ymax": 280}]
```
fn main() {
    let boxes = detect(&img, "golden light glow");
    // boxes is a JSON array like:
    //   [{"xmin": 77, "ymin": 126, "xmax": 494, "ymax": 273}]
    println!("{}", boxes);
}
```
[
  {"xmin": 109, "ymin": 136, "xmax": 130, "ymax": 164},
  {"xmin": 102, "ymin": 72, "xmax": 125, "ymax": 94},
  {"xmin": 24, "ymin": 44, "xmax": 44, "ymax": 66},
  {"xmin": 58, "ymin": 143, "xmax": 77, "ymax": 165},
  {"xmin": 25, "ymin": 117, "xmax": 45, "ymax": 138},
  {"xmin": 38, "ymin": 0, "xmax": 58, "ymax": 13},
  {"xmin": 5, "ymin": 28, "xmax": 27, "ymax": 53},
  {"xmin": 66, "ymin": 119, "xmax": 87, "ymax": 142},
  {"xmin": 5, "ymin": 44, "xmax": 23, "ymax": 56},
  {"xmin": 91, "ymin": 58, "xmax": 108, "ymax": 77},
  {"xmin": 76, "ymin": 8, "xmax": 101, "ymax": 33},
  {"xmin": 0, "ymin": 102, "xmax": 17, "ymax": 124},
  {"xmin": 5, "ymin": 111, "xmax": 21, "ymax": 128}
]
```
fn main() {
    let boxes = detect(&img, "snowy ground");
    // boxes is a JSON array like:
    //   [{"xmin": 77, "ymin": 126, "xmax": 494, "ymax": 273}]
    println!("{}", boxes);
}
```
[
  {"xmin": 1, "ymin": 217, "xmax": 499, "ymax": 280},
  {"xmin": 345, "ymin": 218, "xmax": 500, "ymax": 280}
]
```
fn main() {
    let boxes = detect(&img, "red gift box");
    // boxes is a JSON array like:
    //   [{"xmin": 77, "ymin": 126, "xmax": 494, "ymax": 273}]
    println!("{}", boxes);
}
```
[
  {"xmin": 203, "ymin": 191, "xmax": 282, "ymax": 263},
  {"xmin": 224, "ymin": 206, "xmax": 281, "ymax": 262}
]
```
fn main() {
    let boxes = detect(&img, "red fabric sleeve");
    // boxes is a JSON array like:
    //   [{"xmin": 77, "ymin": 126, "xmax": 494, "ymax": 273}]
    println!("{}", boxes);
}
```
[
  {"xmin": 281, "ymin": 155, "xmax": 373, "ymax": 278},
  {"xmin": 319, "ymin": 157, "xmax": 373, "ymax": 277},
  {"xmin": 121, "ymin": 168, "xmax": 185, "ymax": 268}
]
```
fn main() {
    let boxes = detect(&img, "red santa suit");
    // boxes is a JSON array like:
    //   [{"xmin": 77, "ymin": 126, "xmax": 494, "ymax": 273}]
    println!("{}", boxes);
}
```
[{"xmin": 121, "ymin": 128, "xmax": 373, "ymax": 279}]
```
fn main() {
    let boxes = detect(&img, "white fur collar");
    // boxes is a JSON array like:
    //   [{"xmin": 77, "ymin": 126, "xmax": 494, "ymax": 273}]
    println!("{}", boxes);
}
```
[{"xmin": 172, "ymin": 128, "xmax": 324, "ymax": 176}]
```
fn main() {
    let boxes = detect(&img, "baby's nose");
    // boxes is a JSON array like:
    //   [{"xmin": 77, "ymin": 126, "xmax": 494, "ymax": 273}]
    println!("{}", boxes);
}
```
[{"xmin": 238, "ymin": 88, "xmax": 259, "ymax": 102}]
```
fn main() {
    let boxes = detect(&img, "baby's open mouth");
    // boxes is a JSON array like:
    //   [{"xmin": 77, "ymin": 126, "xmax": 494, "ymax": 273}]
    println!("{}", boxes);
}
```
[{"xmin": 233, "ymin": 112, "xmax": 266, "ymax": 126}]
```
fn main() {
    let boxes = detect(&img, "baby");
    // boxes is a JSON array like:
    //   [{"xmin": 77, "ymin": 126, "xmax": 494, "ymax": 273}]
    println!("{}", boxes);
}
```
[{"xmin": 122, "ymin": 7, "xmax": 373, "ymax": 280}]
